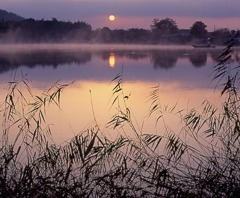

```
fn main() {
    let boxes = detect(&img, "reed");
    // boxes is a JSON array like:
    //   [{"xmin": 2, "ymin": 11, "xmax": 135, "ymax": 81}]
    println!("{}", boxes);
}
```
[{"xmin": 0, "ymin": 38, "xmax": 240, "ymax": 197}]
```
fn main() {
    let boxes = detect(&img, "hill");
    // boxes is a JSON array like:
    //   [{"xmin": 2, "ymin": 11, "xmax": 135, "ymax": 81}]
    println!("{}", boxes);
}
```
[{"xmin": 0, "ymin": 9, "xmax": 24, "ymax": 22}]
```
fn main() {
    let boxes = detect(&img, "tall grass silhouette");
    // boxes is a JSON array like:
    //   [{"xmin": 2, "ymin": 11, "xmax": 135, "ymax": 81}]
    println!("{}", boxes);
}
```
[{"xmin": 0, "ymin": 38, "xmax": 240, "ymax": 197}]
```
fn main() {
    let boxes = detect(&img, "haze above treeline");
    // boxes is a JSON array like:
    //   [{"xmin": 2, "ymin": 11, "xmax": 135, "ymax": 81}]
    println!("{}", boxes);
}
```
[{"xmin": 0, "ymin": 9, "xmax": 239, "ymax": 45}]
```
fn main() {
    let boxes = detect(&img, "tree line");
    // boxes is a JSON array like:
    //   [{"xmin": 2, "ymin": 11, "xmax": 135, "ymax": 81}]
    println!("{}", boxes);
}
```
[{"xmin": 0, "ymin": 17, "xmax": 239, "ymax": 45}]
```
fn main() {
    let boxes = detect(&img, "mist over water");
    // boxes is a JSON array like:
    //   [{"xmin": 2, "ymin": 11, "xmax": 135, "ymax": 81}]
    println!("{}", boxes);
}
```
[
  {"xmin": 0, "ymin": 43, "xmax": 231, "ymax": 85},
  {"xmin": 0, "ymin": 43, "xmax": 194, "ymax": 52}
]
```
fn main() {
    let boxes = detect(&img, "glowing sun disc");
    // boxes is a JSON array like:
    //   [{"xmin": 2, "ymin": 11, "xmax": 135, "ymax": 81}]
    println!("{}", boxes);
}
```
[{"xmin": 109, "ymin": 15, "xmax": 115, "ymax": 21}]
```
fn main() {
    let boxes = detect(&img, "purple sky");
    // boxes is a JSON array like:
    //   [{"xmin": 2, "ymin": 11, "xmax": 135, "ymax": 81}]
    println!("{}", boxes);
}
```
[{"xmin": 1, "ymin": 0, "xmax": 240, "ymax": 30}]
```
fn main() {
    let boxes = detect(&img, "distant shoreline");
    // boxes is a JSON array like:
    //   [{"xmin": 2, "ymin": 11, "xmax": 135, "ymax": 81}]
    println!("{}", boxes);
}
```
[{"xmin": 0, "ymin": 43, "xmax": 227, "ymax": 53}]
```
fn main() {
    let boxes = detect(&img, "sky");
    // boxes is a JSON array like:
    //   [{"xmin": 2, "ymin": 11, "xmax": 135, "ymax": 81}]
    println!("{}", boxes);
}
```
[{"xmin": 1, "ymin": 0, "xmax": 240, "ymax": 31}]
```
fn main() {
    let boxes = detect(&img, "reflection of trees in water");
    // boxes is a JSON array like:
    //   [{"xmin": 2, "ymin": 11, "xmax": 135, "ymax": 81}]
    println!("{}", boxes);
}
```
[
  {"xmin": 206, "ymin": 48, "xmax": 240, "ymax": 66},
  {"xmin": 96, "ymin": 50, "xmax": 149, "ymax": 61},
  {"xmin": 0, "ymin": 57, "xmax": 15, "ymax": 73},
  {"xmin": 96, "ymin": 51, "xmax": 109, "ymax": 61},
  {"xmin": 150, "ymin": 50, "xmax": 178, "ymax": 69},
  {"xmin": 0, "ymin": 51, "xmax": 92, "ymax": 73},
  {"xmin": 202, "ymin": 49, "xmax": 240, "ymax": 66},
  {"xmin": 0, "ymin": 47, "xmax": 238, "ymax": 74},
  {"xmin": 208, "ymin": 50, "xmax": 220, "ymax": 62},
  {"xmin": 123, "ymin": 51, "xmax": 149, "ymax": 60},
  {"xmin": 189, "ymin": 50, "xmax": 207, "ymax": 67}
]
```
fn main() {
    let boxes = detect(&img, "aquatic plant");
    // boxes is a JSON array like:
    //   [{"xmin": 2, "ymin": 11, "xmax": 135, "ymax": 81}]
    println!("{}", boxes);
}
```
[{"xmin": 0, "ymin": 38, "xmax": 240, "ymax": 197}]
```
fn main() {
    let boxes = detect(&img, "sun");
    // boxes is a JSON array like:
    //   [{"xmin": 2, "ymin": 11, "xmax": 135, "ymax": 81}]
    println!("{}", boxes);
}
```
[{"xmin": 108, "ymin": 15, "xmax": 116, "ymax": 22}]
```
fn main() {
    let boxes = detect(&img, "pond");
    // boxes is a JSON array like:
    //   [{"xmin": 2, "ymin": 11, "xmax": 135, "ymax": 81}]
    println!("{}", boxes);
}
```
[{"xmin": 0, "ymin": 44, "xmax": 238, "ymax": 144}]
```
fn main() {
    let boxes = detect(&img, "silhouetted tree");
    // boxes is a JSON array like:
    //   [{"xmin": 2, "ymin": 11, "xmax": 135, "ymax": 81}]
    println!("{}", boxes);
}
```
[
  {"xmin": 125, "ymin": 28, "xmax": 150, "ymax": 43},
  {"xmin": 0, "ymin": 14, "xmax": 238, "ymax": 45},
  {"xmin": 92, "ymin": 27, "xmax": 112, "ymax": 43},
  {"xmin": 151, "ymin": 18, "xmax": 179, "ymax": 43},
  {"xmin": 211, "ymin": 28, "xmax": 232, "ymax": 45},
  {"xmin": 1, "ymin": 19, "xmax": 92, "ymax": 43},
  {"xmin": 190, "ymin": 21, "xmax": 208, "ymax": 41},
  {"xmin": 111, "ymin": 29, "xmax": 127, "ymax": 43},
  {"xmin": 151, "ymin": 18, "xmax": 178, "ymax": 34}
]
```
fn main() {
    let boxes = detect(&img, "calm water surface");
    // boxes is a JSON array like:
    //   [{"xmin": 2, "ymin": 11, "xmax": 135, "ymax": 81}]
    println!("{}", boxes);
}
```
[{"xmin": 0, "ymin": 44, "xmax": 239, "ymax": 143}]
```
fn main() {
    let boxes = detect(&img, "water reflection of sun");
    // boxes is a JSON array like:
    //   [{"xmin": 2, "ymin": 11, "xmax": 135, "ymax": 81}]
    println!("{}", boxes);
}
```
[{"xmin": 109, "ymin": 52, "xmax": 115, "ymax": 68}]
